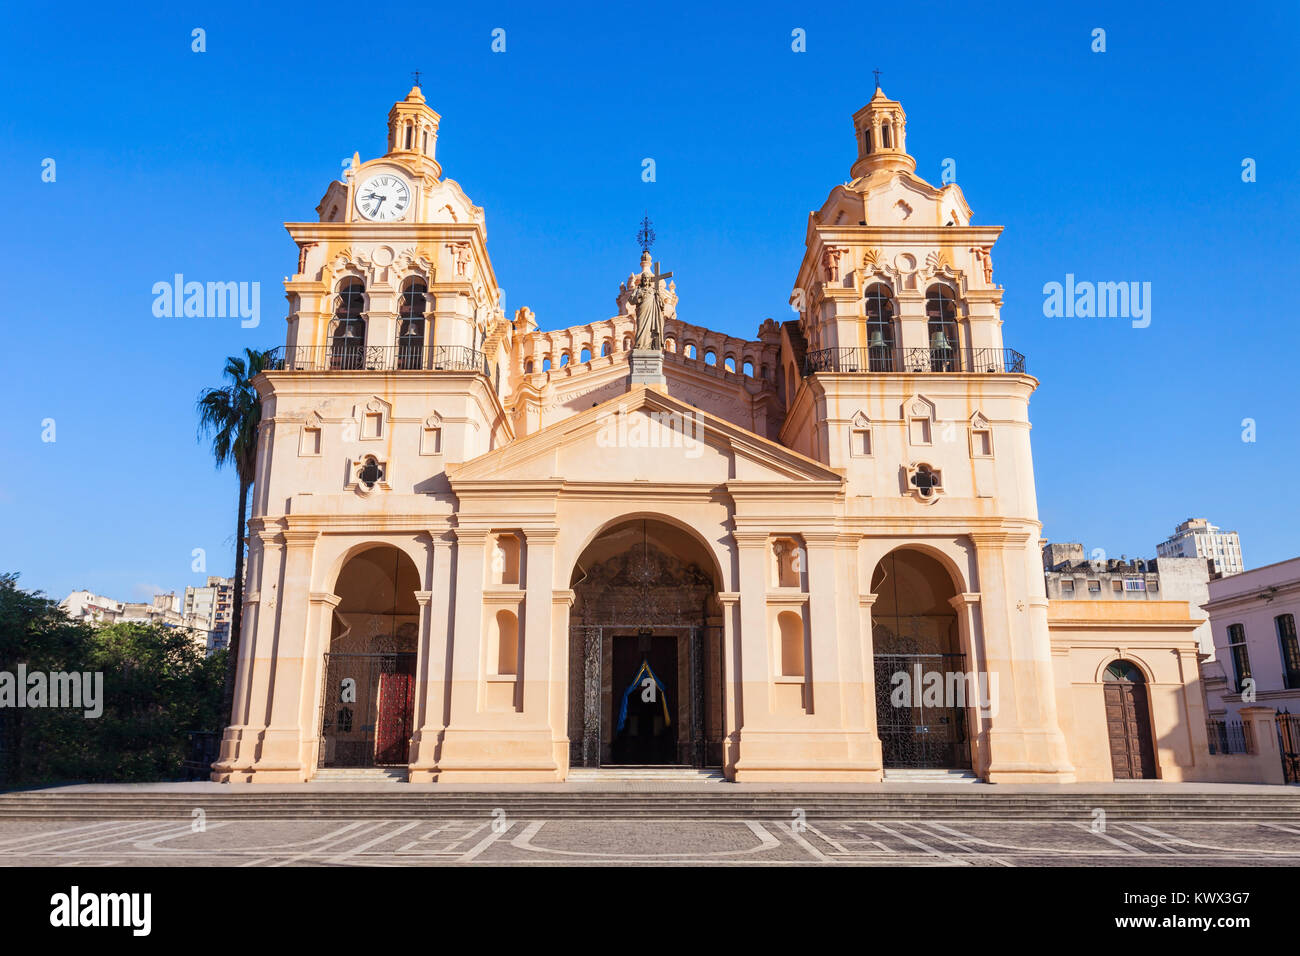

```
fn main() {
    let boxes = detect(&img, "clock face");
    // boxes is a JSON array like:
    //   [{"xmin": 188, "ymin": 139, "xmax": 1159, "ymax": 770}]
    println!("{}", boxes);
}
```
[{"xmin": 355, "ymin": 174, "xmax": 411, "ymax": 221}]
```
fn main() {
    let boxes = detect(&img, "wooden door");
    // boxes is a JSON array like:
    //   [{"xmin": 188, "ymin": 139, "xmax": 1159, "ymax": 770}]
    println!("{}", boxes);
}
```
[
  {"xmin": 1105, "ymin": 681, "xmax": 1157, "ymax": 779},
  {"xmin": 373, "ymin": 668, "xmax": 415, "ymax": 766}
]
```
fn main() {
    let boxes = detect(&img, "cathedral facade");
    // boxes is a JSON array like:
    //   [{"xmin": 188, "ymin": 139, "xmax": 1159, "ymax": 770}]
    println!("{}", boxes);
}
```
[{"xmin": 214, "ymin": 86, "xmax": 1271, "ymax": 785}]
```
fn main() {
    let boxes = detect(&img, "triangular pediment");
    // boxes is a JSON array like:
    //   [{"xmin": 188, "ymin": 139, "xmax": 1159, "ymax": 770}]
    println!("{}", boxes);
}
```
[{"xmin": 449, "ymin": 386, "xmax": 841, "ymax": 486}]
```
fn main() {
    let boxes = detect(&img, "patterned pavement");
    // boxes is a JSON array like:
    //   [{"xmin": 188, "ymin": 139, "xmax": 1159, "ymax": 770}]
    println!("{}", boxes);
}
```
[{"xmin": 3, "ymin": 815, "xmax": 1300, "ymax": 866}]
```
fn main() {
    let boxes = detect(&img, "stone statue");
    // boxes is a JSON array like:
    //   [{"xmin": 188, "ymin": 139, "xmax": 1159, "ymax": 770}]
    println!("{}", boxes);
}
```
[{"xmin": 629, "ymin": 251, "xmax": 672, "ymax": 350}]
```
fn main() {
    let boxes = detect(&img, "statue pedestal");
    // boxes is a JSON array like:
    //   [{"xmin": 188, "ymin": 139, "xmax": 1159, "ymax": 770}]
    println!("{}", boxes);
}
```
[{"xmin": 629, "ymin": 348, "xmax": 666, "ymax": 386}]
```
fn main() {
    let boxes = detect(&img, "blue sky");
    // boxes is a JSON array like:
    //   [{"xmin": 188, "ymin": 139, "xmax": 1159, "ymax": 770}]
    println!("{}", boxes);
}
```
[{"xmin": 1, "ymin": 1, "xmax": 1297, "ymax": 601}]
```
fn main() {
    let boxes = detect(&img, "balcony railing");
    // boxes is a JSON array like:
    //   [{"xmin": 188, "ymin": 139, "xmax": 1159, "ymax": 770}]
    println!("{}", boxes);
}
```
[
  {"xmin": 266, "ymin": 344, "xmax": 488, "ymax": 374},
  {"xmin": 803, "ymin": 346, "xmax": 1027, "ymax": 376}
]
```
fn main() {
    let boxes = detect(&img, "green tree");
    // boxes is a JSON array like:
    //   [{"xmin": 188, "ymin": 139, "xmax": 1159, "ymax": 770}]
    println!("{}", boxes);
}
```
[
  {"xmin": 0, "ymin": 576, "xmax": 228, "ymax": 787},
  {"xmin": 71, "ymin": 622, "xmax": 218, "ymax": 781},
  {"xmin": 0, "ymin": 573, "xmax": 93, "ymax": 785},
  {"xmin": 196, "ymin": 347, "xmax": 273, "ymax": 728}
]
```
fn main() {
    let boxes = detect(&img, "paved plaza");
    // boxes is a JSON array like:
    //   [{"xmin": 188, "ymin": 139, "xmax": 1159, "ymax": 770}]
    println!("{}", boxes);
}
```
[{"xmin": 3, "ymin": 809, "xmax": 1300, "ymax": 867}]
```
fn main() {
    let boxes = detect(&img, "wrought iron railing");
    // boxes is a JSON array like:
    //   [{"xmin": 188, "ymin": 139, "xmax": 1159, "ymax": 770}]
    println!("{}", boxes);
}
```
[
  {"xmin": 265, "ymin": 344, "xmax": 488, "ymax": 374},
  {"xmin": 1206, "ymin": 718, "xmax": 1253, "ymax": 755},
  {"xmin": 804, "ymin": 346, "xmax": 1026, "ymax": 375},
  {"xmin": 1277, "ymin": 711, "xmax": 1300, "ymax": 783},
  {"xmin": 182, "ymin": 730, "xmax": 221, "ymax": 780}
]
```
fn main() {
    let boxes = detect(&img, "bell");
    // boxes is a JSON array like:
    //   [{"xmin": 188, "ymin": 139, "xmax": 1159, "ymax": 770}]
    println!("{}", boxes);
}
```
[
  {"xmin": 930, "ymin": 330, "xmax": 951, "ymax": 350},
  {"xmin": 868, "ymin": 329, "xmax": 887, "ymax": 349}
]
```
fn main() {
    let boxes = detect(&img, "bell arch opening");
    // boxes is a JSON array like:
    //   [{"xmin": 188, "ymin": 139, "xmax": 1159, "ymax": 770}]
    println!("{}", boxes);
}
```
[
  {"xmin": 870, "ymin": 547, "xmax": 974, "ymax": 770},
  {"xmin": 567, "ymin": 518, "xmax": 724, "ymax": 769},
  {"xmin": 317, "ymin": 545, "xmax": 421, "ymax": 769}
]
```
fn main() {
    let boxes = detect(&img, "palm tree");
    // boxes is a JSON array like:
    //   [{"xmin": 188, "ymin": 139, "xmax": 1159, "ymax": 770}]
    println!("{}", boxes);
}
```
[{"xmin": 197, "ymin": 347, "xmax": 274, "ymax": 725}]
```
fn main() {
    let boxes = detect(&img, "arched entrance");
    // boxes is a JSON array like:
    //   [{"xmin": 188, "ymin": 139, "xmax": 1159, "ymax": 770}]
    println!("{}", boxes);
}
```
[
  {"xmin": 318, "ymin": 545, "xmax": 420, "ymax": 769},
  {"xmin": 1103, "ymin": 660, "xmax": 1157, "ymax": 779},
  {"xmin": 567, "ymin": 518, "xmax": 724, "ymax": 768},
  {"xmin": 871, "ymin": 548, "xmax": 973, "ymax": 770}
]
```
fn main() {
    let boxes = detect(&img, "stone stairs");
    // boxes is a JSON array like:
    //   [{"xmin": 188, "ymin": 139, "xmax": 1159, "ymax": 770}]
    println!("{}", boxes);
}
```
[
  {"xmin": 312, "ymin": 768, "xmax": 409, "ymax": 784},
  {"xmin": 3, "ymin": 789, "xmax": 1299, "ymax": 821},
  {"xmin": 566, "ymin": 766, "xmax": 727, "ymax": 783},
  {"xmin": 883, "ymin": 769, "xmax": 982, "ymax": 784}
]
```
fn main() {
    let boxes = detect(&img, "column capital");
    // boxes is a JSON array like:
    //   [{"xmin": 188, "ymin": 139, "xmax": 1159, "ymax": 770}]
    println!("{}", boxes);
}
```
[
  {"xmin": 949, "ymin": 592, "xmax": 981, "ymax": 611},
  {"xmin": 453, "ymin": 528, "xmax": 491, "ymax": 545},
  {"xmin": 309, "ymin": 591, "xmax": 342, "ymax": 608},
  {"xmin": 800, "ymin": 530, "xmax": 843, "ymax": 546},
  {"xmin": 282, "ymin": 529, "xmax": 320, "ymax": 549},
  {"xmin": 860, "ymin": 593, "xmax": 879, "ymax": 607},
  {"xmin": 523, "ymin": 528, "xmax": 561, "ymax": 546},
  {"xmin": 427, "ymin": 532, "xmax": 455, "ymax": 550},
  {"xmin": 413, "ymin": 590, "xmax": 433, "ymax": 607},
  {"xmin": 551, "ymin": 589, "xmax": 575, "ymax": 607},
  {"xmin": 969, "ymin": 529, "xmax": 1032, "ymax": 548},
  {"xmin": 257, "ymin": 530, "xmax": 286, "ymax": 548},
  {"xmin": 717, "ymin": 591, "xmax": 741, "ymax": 606},
  {"xmin": 731, "ymin": 531, "xmax": 770, "ymax": 547}
]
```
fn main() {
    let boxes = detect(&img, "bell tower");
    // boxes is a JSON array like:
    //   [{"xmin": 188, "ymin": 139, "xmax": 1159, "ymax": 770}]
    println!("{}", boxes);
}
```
[
  {"xmin": 386, "ymin": 85, "xmax": 442, "ymax": 178},
  {"xmin": 849, "ymin": 84, "xmax": 915, "ymax": 179}
]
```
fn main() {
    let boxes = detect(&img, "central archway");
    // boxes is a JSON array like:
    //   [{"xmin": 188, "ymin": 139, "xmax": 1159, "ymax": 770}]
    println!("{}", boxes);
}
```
[
  {"xmin": 567, "ymin": 518, "xmax": 724, "ymax": 769},
  {"xmin": 871, "ymin": 547, "xmax": 973, "ymax": 770}
]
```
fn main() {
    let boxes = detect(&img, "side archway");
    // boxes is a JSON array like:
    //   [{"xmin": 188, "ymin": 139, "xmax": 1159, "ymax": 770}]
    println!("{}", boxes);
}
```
[{"xmin": 317, "ymin": 545, "xmax": 421, "ymax": 769}]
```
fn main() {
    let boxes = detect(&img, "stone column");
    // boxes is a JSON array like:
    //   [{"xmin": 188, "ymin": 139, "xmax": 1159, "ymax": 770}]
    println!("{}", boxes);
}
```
[
  {"xmin": 365, "ymin": 307, "xmax": 397, "ymax": 358},
  {"xmin": 256, "ymin": 528, "xmax": 319, "ymax": 780},
  {"xmin": 550, "ymin": 589, "xmax": 575, "ymax": 776},
  {"xmin": 1239, "ymin": 706, "xmax": 1285, "ymax": 785},
  {"xmin": 444, "ymin": 529, "xmax": 488, "ymax": 720},
  {"xmin": 409, "ymin": 535, "xmax": 452, "ymax": 781},
  {"xmin": 210, "ymin": 528, "xmax": 269, "ymax": 780},
  {"xmin": 733, "ymin": 532, "xmax": 771, "ymax": 723},
  {"xmin": 301, "ymin": 590, "xmax": 341, "ymax": 774},
  {"xmin": 405, "ymin": 589, "xmax": 434, "ymax": 780},
  {"xmin": 858, "ymin": 592, "xmax": 884, "ymax": 777},
  {"xmin": 970, "ymin": 531, "xmax": 1074, "ymax": 782},
  {"xmin": 213, "ymin": 528, "xmax": 285, "ymax": 781},
  {"xmin": 948, "ymin": 592, "xmax": 986, "ymax": 775},
  {"xmin": 521, "ymin": 529, "xmax": 558, "ymax": 717},
  {"xmin": 804, "ymin": 531, "xmax": 844, "ymax": 716},
  {"xmin": 896, "ymin": 289, "xmax": 928, "ymax": 367},
  {"xmin": 717, "ymin": 591, "xmax": 741, "ymax": 777},
  {"xmin": 437, "ymin": 527, "xmax": 557, "ymax": 781}
]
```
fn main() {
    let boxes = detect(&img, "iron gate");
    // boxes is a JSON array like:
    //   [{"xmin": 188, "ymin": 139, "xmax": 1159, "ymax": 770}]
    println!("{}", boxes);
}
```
[
  {"xmin": 873, "ymin": 652, "xmax": 972, "ymax": 769},
  {"xmin": 569, "ymin": 624, "xmax": 720, "ymax": 768},
  {"xmin": 1278, "ymin": 711, "xmax": 1300, "ymax": 784},
  {"xmin": 318, "ymin": 652, "xmax": 417, "ymax": 768}
]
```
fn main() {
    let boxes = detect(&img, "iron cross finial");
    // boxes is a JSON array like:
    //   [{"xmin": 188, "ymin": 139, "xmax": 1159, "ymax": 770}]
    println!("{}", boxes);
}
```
[
  {"xmin": 873, "ymin": 68, "xmax": 882, "ymax": 90},
  {"xmin": 411, "ymin": 70, "xmax": 423, "ymax": 88},
  {"xmin": 637, "ymin": 214, "xmax": 656, "ymax": 254}
]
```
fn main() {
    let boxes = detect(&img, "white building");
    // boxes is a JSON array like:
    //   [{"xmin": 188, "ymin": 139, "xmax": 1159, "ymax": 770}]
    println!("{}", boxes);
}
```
[
  {"xmin": 60, "ymin": 590, "xmax": 124, "ymax": 624},
  {"xmin": 1157, "ymin": 518, "xmax": 1244, "ymax": 576},
  {"xmin": 183, "ymin": 576, "xmax": 235, "ymax": 654},
  {"xmin": 60, "ymin": 589, "xmax": 210, "ymax": 651}
]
